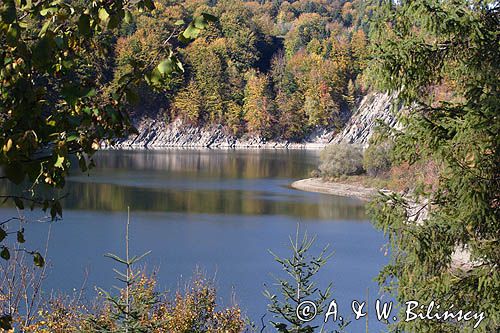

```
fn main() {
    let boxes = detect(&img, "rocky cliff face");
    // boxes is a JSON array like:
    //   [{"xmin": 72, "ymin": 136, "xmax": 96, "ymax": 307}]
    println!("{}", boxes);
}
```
[
  {"xmin": 110, "ymin": 118, "xmax": 335, "ymax": 149},
  {"xmin": 109, "ymin": 92, "xmax": 398, "ymax": 149},
  {"xmin": 331, "ymin": 92, "xmax": 399, "ymax": 147}
]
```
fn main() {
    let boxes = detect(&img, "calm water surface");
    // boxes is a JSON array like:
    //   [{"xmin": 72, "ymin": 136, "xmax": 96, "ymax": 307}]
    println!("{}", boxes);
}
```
[{"xmin": 1, "ymin": 150, "xmax": 389, "ymax": 331}]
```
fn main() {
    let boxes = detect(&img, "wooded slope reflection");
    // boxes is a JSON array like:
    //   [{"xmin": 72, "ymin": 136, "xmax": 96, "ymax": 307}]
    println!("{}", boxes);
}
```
[{"xmin": 62, "ymin": 150, "xmax": 366, "ymax": 220}]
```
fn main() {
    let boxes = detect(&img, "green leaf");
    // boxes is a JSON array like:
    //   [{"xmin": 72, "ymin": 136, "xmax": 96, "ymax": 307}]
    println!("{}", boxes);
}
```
[
  {"xmin": 1, "ymin": 247, "xmax": 10, "ymax": 260},
  {"xmin": 40, "ymin": 7, "xmax": 57, "ymax": 16},
  {"xmin": 84, "ymin": 88, "xmax": 96, "ymax": 98},
  {"xmin": 78, "ymin": 14, "xmax": 91, "ymax": 37},
  {"xmin": 180, "ymin": 14, "xmax": 216, "ymax": 42},
  {"xmin": 149, "ymin": 68, "xmax": 162, "ymax": 85},
  {"xmin": 61, "ymin": 59, "xmax": 73, "ymax": 69},
  {"xmin": 193, "ymin": 13, "xmax": 217, "ymax": 29},
  {"xmin": 178, "ymin": 33, "xmax": 190, "ymax": 44},
  {"xmin": 174, "ymin": 19, "xmax": 184, "ymax": 26},
  {"xmin": 157, "ymin": 58, "xmax": 174, "ymax": 75},
  {"xmin": 124, "ymin": 10, "xmax": 133, "ymax": 24},
  {"xmin": 13, "ymin": 197, "xmax": 24, "ymax": 209},
  {"xmin": 98, "ymin": 8, "xmax": 110, "ymax": 25},
  {"xmin": 175, "ymin": 58, "xmax": 184, "ymax": 72},
  {"xmin": 182, "ymin": 23, "xmax": 201, "ymax": 40},
  {"xmin": 33, "ymin": 252, "xmax": 44, "ymax": 267},
  {"xmin": 54, "ymin": 154, "xmax": 65, "ymax": 168},
  {"xmin": 0, "ymin": 229, "xmax": 6, "ymax": 242},
  {"xmin": 39, "ymin": 20, "xmax": 52, "ymax": 36},
  {"xmin": 18, "ymin": 20, "xmax": 28, "ymax": 29},
  {"xmin": 193, "ymin": 16, "xmax": 208, "ymax": 29}
]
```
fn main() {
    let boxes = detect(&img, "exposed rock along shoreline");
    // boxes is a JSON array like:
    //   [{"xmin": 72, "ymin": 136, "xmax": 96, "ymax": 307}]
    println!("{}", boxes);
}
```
[
  {"xmin": 107, "ymin": 92, "xmax": 398, "ymax": 150},
  {"xmin": 108, "ymin": 117, "xmax": 334, "ymax": 150}
]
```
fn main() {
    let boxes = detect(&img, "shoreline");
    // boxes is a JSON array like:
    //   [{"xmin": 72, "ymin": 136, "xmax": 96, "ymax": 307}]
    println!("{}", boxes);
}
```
[
  {"xmin": 102, "ymin": 142, "xmax": 328, "ymax": 150},
  {"xmin": 106, "ymin": 118, "xmax": 334, "ymax": 150},
  {"xmin": 105, "ymin": 92, "xmax": 397, "ymax": 150},
  {"xmin": 290, "ymin": 177, "xmax": 377, "ymax": 201},
  {"xmin": 291, "ymin": 178, "xmax": 476, "ymax": 271}
]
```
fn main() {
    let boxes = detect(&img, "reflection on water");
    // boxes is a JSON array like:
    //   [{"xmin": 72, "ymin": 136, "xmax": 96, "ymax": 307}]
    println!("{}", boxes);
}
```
[
  {"xmin": 62, "ymin": 149, "xmax": 366, "ymax": 220},
  {"xmin": 82, "ymin": 149, "xmax": 315, "ymax": 178},
  {"xmin": 0, "ymin": 149, "xmax": 387, "ymax": 331}
]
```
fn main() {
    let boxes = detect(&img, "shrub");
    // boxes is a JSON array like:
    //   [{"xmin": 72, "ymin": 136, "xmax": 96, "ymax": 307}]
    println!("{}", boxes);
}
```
[
  {"xmin": 318, "ymin": 144, "xmax": 364, "ymax": 178},
  {"xmin": 14, "ymin": 209, "xmax": 246, "ymax": 333},
  {"xmin": 310, "ymin": 169, "xmax": 321, "ymax": 178},
  {"xmin": 363, "ymin": 142, "xmax": 393, "ymax": 177},
  {"xmin": 19, "ymin": 273, "xmax": 245, "ymax": 333}
]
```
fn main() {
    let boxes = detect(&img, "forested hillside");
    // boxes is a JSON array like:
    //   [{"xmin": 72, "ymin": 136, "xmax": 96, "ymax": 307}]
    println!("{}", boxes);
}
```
[{"xmin": 107, "ymin": 0, "xmax": 371, "ymax": 141}]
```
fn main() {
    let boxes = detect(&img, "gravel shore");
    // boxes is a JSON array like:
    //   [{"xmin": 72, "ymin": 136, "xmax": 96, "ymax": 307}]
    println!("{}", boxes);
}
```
[{"xmin": 290, "ymin": 177, "xmax": 377, "ymax": 201}]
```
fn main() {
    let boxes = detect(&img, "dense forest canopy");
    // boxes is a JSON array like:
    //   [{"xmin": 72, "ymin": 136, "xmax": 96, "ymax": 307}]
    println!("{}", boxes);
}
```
[{"xmin": 110, "ymin": 0, "xmax": 372, "ymax": 140}]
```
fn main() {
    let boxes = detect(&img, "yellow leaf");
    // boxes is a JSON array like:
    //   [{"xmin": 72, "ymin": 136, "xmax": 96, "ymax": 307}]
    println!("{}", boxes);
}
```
[{"xmin": 3, "ymin": 138, "xmax": 13, "ymax": 152}]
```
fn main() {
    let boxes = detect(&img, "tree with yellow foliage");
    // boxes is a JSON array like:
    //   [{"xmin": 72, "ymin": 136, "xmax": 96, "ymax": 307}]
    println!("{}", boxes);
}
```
[{"xmin": 243, "ymin": 70, "xmax": 276, "ymax": 138}]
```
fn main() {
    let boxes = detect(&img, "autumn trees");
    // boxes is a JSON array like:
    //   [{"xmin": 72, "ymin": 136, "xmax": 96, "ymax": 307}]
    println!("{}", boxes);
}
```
[
  {"xmin": 59, "ymin": 0, "xmax": 372, "ymax": 142},
  {"xmin": 109, "ymin": 0, "xmax": 370, "ymax": 141},
  {"xmin": 243, "ymin": 70, "xmax": 275, "ymax": 138}
]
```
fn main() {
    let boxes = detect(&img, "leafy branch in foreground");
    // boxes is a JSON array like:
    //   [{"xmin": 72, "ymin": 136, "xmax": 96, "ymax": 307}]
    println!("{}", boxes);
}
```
[
  {"xmin": 0, "ymin": 215, "xmax": 51, "ymax": 331},
  {"xmin": 0, "ymin": 0, "xmax": 216, "ymax": 259}
]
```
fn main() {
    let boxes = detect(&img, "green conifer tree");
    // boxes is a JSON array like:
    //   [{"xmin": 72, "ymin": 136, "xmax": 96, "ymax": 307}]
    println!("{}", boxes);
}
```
[{"xmin": 369, "ymin": 1, "xmax": 499, "ymax": 332}]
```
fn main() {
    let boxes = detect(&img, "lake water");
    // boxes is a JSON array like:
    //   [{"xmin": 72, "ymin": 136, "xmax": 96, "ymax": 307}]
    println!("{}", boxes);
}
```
[{"xmin": 1, "ymin": 149, "xmax": 390, "ymax": 331}]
